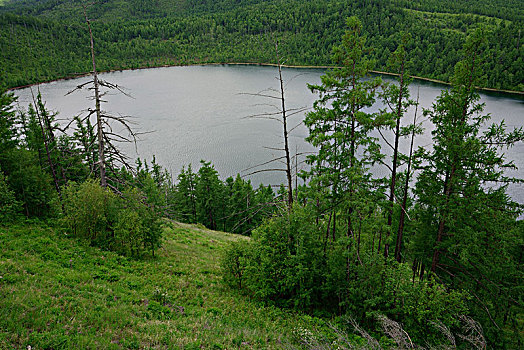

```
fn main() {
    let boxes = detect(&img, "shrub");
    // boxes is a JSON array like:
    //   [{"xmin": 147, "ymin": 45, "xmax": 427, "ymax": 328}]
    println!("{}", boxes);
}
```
[
  {"xmin": 116, "ymin": 188, "xmax": 163, "ymax": 257},
  {"xmin": 62, "ymin": 179, "xmax": 118, "ymax": 245},
  {"xmin": 221, "ymin": 239, "xmax": 251, "ymax": 289},
  {"xmin": 0, "ymin": 169, "xmax": 20, "ymax": 223},
  {"xmin": 62, "ymin": 180, "xmax": 163, "ymax": 258},
  {"xmin": 113, "ymin": 209, "xmax": 144, "ymax": 257},
  {"xmin": 223, "ymin": 204, "xmax": 470, "ymax": 345},
  {"xmin": 2, "ymin": 148, "xmax": 56, "ymax": 217},
  {"xmin": 236, "ymin": 206, "xmax": 326, "ymax": 309}
]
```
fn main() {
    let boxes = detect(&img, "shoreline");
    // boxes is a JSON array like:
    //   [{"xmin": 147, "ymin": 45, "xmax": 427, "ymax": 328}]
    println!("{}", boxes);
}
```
[{"xmin": 9, "ymin": 62, "xmax": 524, "ymax": 96}]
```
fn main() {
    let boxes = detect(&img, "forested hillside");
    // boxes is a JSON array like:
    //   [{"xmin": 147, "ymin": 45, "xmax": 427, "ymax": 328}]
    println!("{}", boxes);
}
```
[{"xmin": 0, "ymin": 0, "xmax": 522, "ymax": 91}]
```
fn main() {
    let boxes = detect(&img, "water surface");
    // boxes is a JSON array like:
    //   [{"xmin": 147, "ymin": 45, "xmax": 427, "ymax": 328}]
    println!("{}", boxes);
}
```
[{"xmin": 13, "ymin": 65, "xmax": 524, "ymax": 204}]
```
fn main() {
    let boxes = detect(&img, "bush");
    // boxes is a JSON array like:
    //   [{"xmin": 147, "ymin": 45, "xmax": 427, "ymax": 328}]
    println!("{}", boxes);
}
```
[
  {"xmin": 114, "ymin": 209, "xmax": 143, "ymax": 257},
  {"xmin": 2, "ymin": 148, "xmax": 56, "ymax": 217},
  {"xmin": 62, "ymin": 180, "xmax": 163, "ymax": 257},
  {"xmin": 0, "ymin": 169, "xmax": 20, "ymax": 223},
  {"xmin": 222, "ymin": 204, "xmax": 470, "ymax": 345},
  {"xmin": 62, "ymin": 179, "xmax": 118, "ymax": 244},
  {"xmin": 221, "ymin": 239, "xmax": 251, "ymax": 289},
  {"xmin": 232, "ymin": 206, "xmax": 326, "ymax": 309},
  {"xmin": 116, "ymin": 188, "xmax": 163, "ymax": 257}
]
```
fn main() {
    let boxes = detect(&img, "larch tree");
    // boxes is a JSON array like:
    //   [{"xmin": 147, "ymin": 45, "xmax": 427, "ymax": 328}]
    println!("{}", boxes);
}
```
[
  {"xmin": 67, "ymin": 2, "xmax": 139, "ymax": 190},
  {"xmin": 377, "ymin": 32, "xmax": 418, "ymax": 260},
  {"xmin": 304, "ymin": 16, "xmax": 387, "ymax": 264},
  {"xmin": 412, "ymin": 29, "xmax": 524, "ymax": 346}
]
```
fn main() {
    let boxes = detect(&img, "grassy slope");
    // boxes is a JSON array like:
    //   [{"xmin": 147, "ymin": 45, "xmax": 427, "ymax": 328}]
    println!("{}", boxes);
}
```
[{"xmin": 0, "ymin": 221, "xmax": 317, "ymax": 349}]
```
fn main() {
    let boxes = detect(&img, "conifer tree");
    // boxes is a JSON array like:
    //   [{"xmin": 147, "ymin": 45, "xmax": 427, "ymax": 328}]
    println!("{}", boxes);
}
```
[
  {"xmin": 377, "ymin": 33, "xmax": 418, "ymax": 260},
  {"xmin": 195, "ymin": 160, "xmax": 224, "ymax": 230},
  {"xmin": 304, "ymin": 16, "xmax": 387, "ymax": 260},
  {"xmin": 0, "ymin": 91, "xmax": 18, "ymax": 161},
  {"xmin": 174, "ymin": 164, "xmax": 197, "ymax": 223},
  {"xmin": 412, "ymin": 29, "xmax": 524, "ymax": 346}
]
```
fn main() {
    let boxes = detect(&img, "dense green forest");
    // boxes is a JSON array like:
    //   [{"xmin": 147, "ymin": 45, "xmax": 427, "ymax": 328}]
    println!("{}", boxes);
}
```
[
  {"xmin": 0, "ymin": 0, "xmax": 523, "ymax": 91},
  {"xmin": 1, "ymin": 0, "xmax": 523, "ymax": 348}
]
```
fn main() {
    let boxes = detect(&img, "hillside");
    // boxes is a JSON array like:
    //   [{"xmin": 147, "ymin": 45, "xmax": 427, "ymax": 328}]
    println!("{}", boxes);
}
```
[
  {"xmin": 0, "ymin": 221, "xmax": 312, "ymax": 348},
  {"xmin": 0, "ymin": 0, "xmax": 276, "ymax": 19},
  {"xmin": 0, "ymin": 0, "xmax": 522, "ymax": 91},
  {"xmin": 3, "ymin": 0, "xmax": 522, "ymax": 21}
]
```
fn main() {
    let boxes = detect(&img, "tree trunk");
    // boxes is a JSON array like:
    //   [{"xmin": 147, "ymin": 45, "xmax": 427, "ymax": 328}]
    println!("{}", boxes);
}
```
[
  {"xmin": 395, "ymin": 90, "xmax": 419, "ymax": 263},
  {"xmin": 30, "ymin": 89, "xmax": 63, "ymax": 205},
  {"xmin": 275, "ymin": 41, "xmax": 293, "ymax": 210},
  {"xmin": 84, "ymin": 4, "xmax": 106, "ymax": 188},
  {"xmin": 386, "ymin": 56, "xmax": 405, "ymax": 258}
]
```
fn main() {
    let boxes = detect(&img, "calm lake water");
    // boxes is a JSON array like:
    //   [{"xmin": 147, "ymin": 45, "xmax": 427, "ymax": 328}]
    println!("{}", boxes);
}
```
[{"xmin": 13, "ymin": 65, "xmax": 524, "ymax": 204}]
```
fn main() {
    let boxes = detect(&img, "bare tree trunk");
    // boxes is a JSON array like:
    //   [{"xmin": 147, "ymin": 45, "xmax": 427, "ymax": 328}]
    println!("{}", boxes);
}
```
[
  {"xmin": 83, "ymin": 4, "xmax": 106, "ymax": 188},
  {"xmin": 275, "ymin": 41, "xmax": 293, "ymax": 210}
]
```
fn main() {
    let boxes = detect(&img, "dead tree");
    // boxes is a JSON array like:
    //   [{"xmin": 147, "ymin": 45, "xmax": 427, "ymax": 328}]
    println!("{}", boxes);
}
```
[
  {"xmin": 277, "ymin": 41, "xmax": 294, "ymax": 209},
  {"xmin": 241, "ymin": 38, "xmax": 309, "ymax": 211},
  {"xmin": 83, "ymin": 3, "xmax": 106, "ymax": 187},
  {"xmin": 66, "ymin": 2, "xmax": 139, "ymax": 190}
]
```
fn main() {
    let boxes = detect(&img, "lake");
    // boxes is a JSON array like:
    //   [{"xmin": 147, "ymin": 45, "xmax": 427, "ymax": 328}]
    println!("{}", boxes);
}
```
[{"xmin": 12, "ymin": 65, "xmax": 524, "ymax": 204}]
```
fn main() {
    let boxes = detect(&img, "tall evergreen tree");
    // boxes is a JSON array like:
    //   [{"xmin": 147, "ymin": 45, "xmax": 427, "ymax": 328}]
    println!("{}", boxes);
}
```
[
  {"xmin": 195, "ymin": 160, "xmax": 224, "ymax": 230},
  {"xmin": 0, "ymin": 91, "xmax": 18, "ymax": 162},
  {"xmin": 378, "ymin": 32, "xmax": 417, "ymax": 260},
  {"xmin": 174, "ymin": 164, "xmax": 197, "ymax": 223},
  {"xmin": 412, "ymin": 29, "xmax": 524, "ymax": 347},
  {"xmin": 304, "ymin": 16, "xmax": 387, "ymax": 259}
]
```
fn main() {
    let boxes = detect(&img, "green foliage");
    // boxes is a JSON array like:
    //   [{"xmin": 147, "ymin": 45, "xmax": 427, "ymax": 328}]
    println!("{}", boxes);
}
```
[
  {"xmin": 1, "ymin": 0, "xmax": 522, "ymax": 91},
  {"xmin": 173, "ymin": 164, "xmax": 198, "ymax": 223},
  {"xmin": 62, "ymin": 179, "xmax": 163, "ymax": 258},
  {"xmin": 171, "ymin": 161, "xmax": 277, "ymax": 234},
  {"xmin": 225, "ymin": 204, "xmax": 472, "ymax": 345},
  {"xmin": 220, "ymin": 23, "xmax": 523, "ymax": 348},
  {"xmin": 0, "ymin": 4, "xmax": 521, "ymax": 347},
  {"xmin": 118, "ymin": 187, "xmax": 163, "ymax": 257},
  {"xmin": 221, "ymin": 239, "xmax": 251, "ymax": 289},
  {"xmin": 113, "ymin": 208, "xmax": 144, "ymax": 257},
  {"xmin": 62, "ymin": 179, "xmax": 118, "ymax": 244},
  {"xmin": 0, "ymin": 221, "xmax": 315, "ymax": 348},
  {"xmin": 410, "ymin": 30, "xmax": 524, "ymax": 348},
  {"xmin": 0, "ymin": 168, "xmax": 20, "ymax": 223},
  {"xmin": 0, "ymin": 90, "xmax": 18, "ymax": 154},
  {"xmin": 1, "ymin": 148, "xmax": 56, "ymax": 217},
  {"xmin": 195, "ymin": 160, "xmax": 224, "ymax": 230},
  {"xmin": 238, "ymin": 206, "xmax": 327, "ymax": 308}
]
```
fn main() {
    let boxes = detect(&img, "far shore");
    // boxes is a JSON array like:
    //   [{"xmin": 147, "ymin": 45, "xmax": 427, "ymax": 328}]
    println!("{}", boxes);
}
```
[{"xmin": 9, "ymin": 62, "xmax": 524, "ymax": 96}]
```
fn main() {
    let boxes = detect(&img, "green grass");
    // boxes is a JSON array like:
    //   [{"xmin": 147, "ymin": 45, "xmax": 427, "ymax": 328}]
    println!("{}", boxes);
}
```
[{"xmin": 0, "ymin": 221, "xmax": 319, "ymax": 349}]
